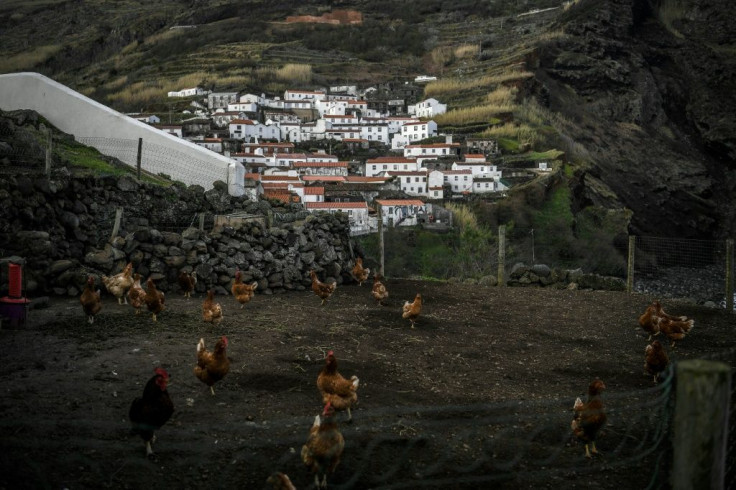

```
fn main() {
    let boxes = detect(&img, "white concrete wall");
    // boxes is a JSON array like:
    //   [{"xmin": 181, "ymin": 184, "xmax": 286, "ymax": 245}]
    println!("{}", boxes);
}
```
[{"xmin": 0, "ymin": 72, "xmax": 244, "ymax": 195}]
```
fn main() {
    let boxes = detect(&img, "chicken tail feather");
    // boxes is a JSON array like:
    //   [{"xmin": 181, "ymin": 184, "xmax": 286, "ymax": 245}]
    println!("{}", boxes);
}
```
[{"xmin": 197, "ymin": 337, "xmax": 205, "ymax": 354}]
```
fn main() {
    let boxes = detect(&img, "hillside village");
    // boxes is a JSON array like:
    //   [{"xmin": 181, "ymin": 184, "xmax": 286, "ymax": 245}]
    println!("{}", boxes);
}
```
[{"xmin": 131, "ymin": 80, "xmax": 550, "ymax": 234}]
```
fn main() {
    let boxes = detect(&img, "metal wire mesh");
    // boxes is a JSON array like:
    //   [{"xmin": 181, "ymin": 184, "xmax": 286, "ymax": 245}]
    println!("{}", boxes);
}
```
[
  {"xmin": 78, "ymin": 137, "xmax": 231, "ymax": 190},
  {"xmin": 357, "ymin": 230, "xmax": 731, "ymax": 309},
  {"xmin": 633, "ymin": 236, "xmax": 729, "ymax": 306},
  {"xmin": 0, "ymin": 376, "xmax": 676, "ymax": 489}
]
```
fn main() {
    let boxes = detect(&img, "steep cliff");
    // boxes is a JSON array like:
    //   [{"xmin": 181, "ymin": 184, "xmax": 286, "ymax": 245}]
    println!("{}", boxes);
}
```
[{"xmin": 534, "ymin": 0, "xmax": 736, "ymax": 238}]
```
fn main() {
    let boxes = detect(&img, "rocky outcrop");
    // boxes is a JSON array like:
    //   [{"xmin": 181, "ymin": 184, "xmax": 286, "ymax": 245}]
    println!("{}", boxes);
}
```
[
  {"xmin": 534, "ymin": 0, "xmax": 736, "ymax": 239},
  {"xmin": 507, "ymin": 262, "xmax": 626, "ymax": 291},
  {"xmin": 0, "ymin": 173, "xmax": 353, "ymax": 296}
]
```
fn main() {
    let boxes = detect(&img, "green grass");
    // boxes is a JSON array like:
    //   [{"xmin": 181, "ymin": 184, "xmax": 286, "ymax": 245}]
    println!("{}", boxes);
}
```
[
  {"xmin": 54, "ymin": 140, "xmax": 171, "ymax": 185},
  {"xmin": 532, "ymin": 185, "xmax": 573, "ymax": 229}
]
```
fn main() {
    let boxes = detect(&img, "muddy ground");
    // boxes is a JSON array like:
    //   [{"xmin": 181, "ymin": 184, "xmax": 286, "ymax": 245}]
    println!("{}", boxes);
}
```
[{"xmin": 0, "ymin": 279, "xmax": 734, "ymax": 489}]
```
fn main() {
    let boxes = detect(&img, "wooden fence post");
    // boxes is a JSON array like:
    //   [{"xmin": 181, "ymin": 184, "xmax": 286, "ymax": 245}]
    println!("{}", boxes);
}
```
[
  {"xmin": 378, "ymin": 203, "xmax": 384, "ymax": 277},
  {"xmin": 672, "ymin": 359, "xmax": 731, "ymax": 490},
  {"xmin": 110, "ymin": 207, "xmax": 123, "ymax": 241},
  {"xmin": 627, "ymin": 235, "xmax": 636, "ymax": 294},
  {"xmin": 498, "ymin": 225, "xmax": 506, "ymax": 287},
  {"xmin": 726, "ymin": 239, "xmax": 734, "ymax": 312},
  {"xmin": 136, "ymin": 138, "xmax": 143, "ymax": 180},
  {"xmin": 45, "ymin": 128, "xmax": 52, "ymax": 176}
]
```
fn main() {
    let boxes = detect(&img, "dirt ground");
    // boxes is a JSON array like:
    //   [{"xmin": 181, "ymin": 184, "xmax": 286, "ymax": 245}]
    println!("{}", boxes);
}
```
[{"xmin": 0, "ymin": 279, "xmax": 734, "ymax": 489}]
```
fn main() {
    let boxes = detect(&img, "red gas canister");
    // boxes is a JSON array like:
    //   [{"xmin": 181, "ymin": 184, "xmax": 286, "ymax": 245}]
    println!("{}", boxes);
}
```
[{"xmin": 8, "ymin": 263, "xmax": 22, "ymax": 298}]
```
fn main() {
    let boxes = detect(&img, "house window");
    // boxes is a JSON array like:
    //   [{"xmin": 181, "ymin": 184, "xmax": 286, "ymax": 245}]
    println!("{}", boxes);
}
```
[
  {"xmin": 422, "ymin": 177, "xmax": 426, "ymax": 182},
  {"xmin": 464, "ymin": 176, "xmax": 468, "ymax": 181}
]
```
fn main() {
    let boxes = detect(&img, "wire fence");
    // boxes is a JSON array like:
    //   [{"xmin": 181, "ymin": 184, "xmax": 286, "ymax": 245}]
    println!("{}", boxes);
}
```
[
  {"xmin": 633, "ymin": 236, "xmax": 730, "ymax": 306},
  {"xmin": 357, "ymin": 227, "xmax": 734, "ymax": 310},
  {"xmin": 77, "ymin": 137, "xmax": 231, "ymax": 190},
  {"xmin": 0, "ymin": 374, "xmax": 677, "ymax": 489}
]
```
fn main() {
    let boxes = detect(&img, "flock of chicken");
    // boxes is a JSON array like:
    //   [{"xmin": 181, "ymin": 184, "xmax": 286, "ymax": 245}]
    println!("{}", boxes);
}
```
[
  {"xmin": 77, "ymin": 257, "xmax": 423, "ymax": 488},
  {"xmin": 81, "ymin": 258, "xmax": 696, "ymax": 482},
  {"xmin": 571, "ymin": 299, "xmax": 696, "ymax": 461}
]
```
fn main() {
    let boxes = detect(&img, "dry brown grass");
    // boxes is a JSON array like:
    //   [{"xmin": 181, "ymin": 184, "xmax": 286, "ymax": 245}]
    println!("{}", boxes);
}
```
[
  {"xmin": 0, "ymin": 45, "xmax": 61, "ymax": 72},
  {"xmin": 434, "ymin": 103, "xmax": 517, "ymax": 126},
  {"xmin": 424, "ymin": 69, "xmax": 534, "ymax": 98}
]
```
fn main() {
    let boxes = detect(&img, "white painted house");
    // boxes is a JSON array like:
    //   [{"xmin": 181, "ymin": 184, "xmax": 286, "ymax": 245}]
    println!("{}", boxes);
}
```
[
  {"xmin": 293, "ymin": 161, "xmax": 348, "ymax": 177},
  {"xmin": 364, "ymin": 156, "xmax": 420, "ymax": 177},
  {"xmin": 410, "ymin": 98, "xmax": 447, "ymax": 118},
  {"xmin": 228, "ymin": 119, "xmax": 281, "ymax": 142},
  {"xmin": 401, "ymin": 120, "xmax": 438, "ymax": 142},
  {"xmin": 441, "ymin": 169, "xmax": 473, "ymax": 193},
  {"xmin": 303, "ymin": 186, "xmax": 325, "ymax": 203},
  {"xmin": 227, "ymin": 101, "xmax": 259, "ymax": 113},
  {"xmin": 167, "ymin": 87, "xmax": 206, "ymax": 98},
  {"xmin": 388, "ymin": 170, "xmax": 429, "ymax": 197},
  {"xmin": 208, "ymin": 92, "xmax": 238, "ymax": 110},
  {"xmin": 360, "ymin": 123, "xmax": 390, "ymax": 144},
  {"xmin": 375, "ymin": 199, "xmax": 427, "ymax": 227},
  {"xmin": 403, "ymin": 142, "xmax": 461, "ymax": 162},
  {"xmin": 451, "ymin": 161, "xmax": 502, "ymax": 179}
]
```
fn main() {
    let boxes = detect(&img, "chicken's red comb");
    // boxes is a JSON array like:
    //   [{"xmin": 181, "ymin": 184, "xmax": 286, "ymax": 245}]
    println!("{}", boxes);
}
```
[
  {"xmin": 154, "ymin": 367, "xmax": 169, "ymax": 379},
  {"xmin": 322, "ymin": 402, "xmax": 332, "ymax": 415},
  {"xmin": 327, "ymin": 350, "xmax": 334, "ymax": 357},
  {"xmin": 221, "ymin": 335, "xmax": 228, "ymax": 346}
]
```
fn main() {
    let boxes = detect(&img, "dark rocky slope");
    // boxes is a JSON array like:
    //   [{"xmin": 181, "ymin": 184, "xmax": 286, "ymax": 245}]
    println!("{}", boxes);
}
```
[{"xmin": 534, "ymin": 0, "xmax": 736, "ymax": 238}]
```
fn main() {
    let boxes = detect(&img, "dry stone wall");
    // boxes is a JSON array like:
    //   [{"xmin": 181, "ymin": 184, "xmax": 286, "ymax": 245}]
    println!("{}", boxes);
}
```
[{"xmin": 0, "ymin": 173, "xmax": 353, "ymax": 296}]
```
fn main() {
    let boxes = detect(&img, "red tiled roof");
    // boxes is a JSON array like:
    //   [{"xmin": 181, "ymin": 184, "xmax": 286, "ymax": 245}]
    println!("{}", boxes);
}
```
[
  {"xmin": 293, "ymin": 161, "xmax": 348, "ymax": 168},
  {"xmin": 264, "ymin": 189, "xmax": 297, "ymax": 203},
  {"xmin": 307, "ymin": 202, "xmax": 368, "ymax": 209},
  {"xmin": 262, "ymin": 182, "xmax": 289, "ymax": 189},
  {"xmin": 442, "ymin": 170, "xmax": 472, "ymax": 175},
  {"xmin": 375, "ymin": 199, "xmax": 425, "ymax": 206},
  {"xmin": 304, "ymin": 187, "xmax": 325, "ymax": 195},
  {"xmin": 229, "ymin": 119, "xmax": 255, "ymax": 125},
  {"xmin": 275, "ymin": 153, "xmax": 309, "ymax": 159},
  {"xmin": 344, "ymin": 176, "xmax": 389, "ymax": 183},
  {"xmin": 261, "ymin": 175, "xmax": 300, "ymax": 181},
  {"xmin": 366, "ymin": 156, "xmax": 417, "ymax": 164},
  {"xmin": 302, "ymin": 176, "xmax": 347, "ymax": 182},
  {"xmin": 244, "ymin": 173, "xmax": 260, "ymax": 181}
]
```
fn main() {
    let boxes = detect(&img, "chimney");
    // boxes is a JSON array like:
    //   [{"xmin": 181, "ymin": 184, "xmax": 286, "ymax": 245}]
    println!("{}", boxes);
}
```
[{"xmin": 445, "ymin": 134, "xmax": 453, "ymax": 144}]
